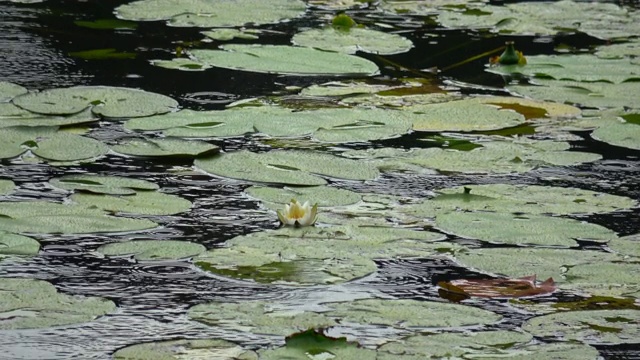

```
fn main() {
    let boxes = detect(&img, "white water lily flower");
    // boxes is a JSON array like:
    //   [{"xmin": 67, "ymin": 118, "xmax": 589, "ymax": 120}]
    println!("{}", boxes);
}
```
[{"xmin": 277, "ymin": 198, "xmax": 318, "ymax": 227}]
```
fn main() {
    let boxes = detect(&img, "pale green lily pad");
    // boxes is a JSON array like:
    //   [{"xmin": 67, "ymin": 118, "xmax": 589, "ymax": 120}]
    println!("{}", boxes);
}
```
[
  {"xmin": 0, "ymin": 126, "xmax": 56, "ymax": 159},
  {"xmin": 202, "ymin": 29, "xmax": 259, "ymax": 41},
  {"xmin": 150, "ymin": 58, "xmax": 213, "ymax": 71},
  {"xmin": 609, "ymin": 234, "xmax": 640, "ymax": 258},
  {"xmin": 12, "ymin": 86, "xmax": 178, "ymax": 118},
  {"xmin": 472, "ymin": 96, "xmax": 581, "ymax": 119},
  {"xmin": 508, "ymin": 79, "xmax": 640, "ymax": 109},
  {"xmin": 116, "ymin": 0, "xmax": 306, "ymax": 28},
  {"xmin": 454, "ymin": 247, "xmax": 621, "ymax": 284},
  {"xmin": 49, "ymin": 174, "xmax": 159, "ymax": 196},
  {"xmin": 246, "ymin": 185, "xmax": 362, "ymax": 207},
  {"xmin": 591, "ymin": 120, "xmax": 640, "ymax": 150},
  {"xmin": 111, "ymin": 138, "xmax": 219, "ymax": 158},
  {"xmin": 0, "ymin": 232, "xmax": 40, "ymax": 255},
  {"xmin": 488, "ymin": 55, "xmax": 640, "ymax": 84},
  {"xmin": 436, "ymin": 211, "xmax": 618, "ymax": 247},
  {"xmin": 436, "ymin": 0, "xmax": 640, "ymax": 40},
  {"xmin": 0, "ymin": 201, "xmax": 157, "ymax": 234},
  {"xmin": 31, "ymin": 132, "xmax": 108, "ymax": 162},
  {"xmin": 98, "ymin": 240, "xmax": 206, "ymax": 261},
  {"xmin": 0, "ymin": 179, "xmax": 15, "ymax": 195},
  {"xmin": 0, "ymin": 82, "xmax": 28, "ymax": 102},
  {"xmin": 188, "ymin": 300, "xmax": 337, "ymax": 336},
  {"xmin": 381, "ymin": 0, "xmax": 488, "ymax": 15},
  {"xmin": 563, "ymin": 262, "xmax": 640, "ymax": 297},
  {"xmin": 0, "ymin": 278, "xmax": 116, "ymax": 330},
  {"xmin": 408, "ymin": 99, "xmax": 525, "ymax": 131},
  {"xmin": 71, "ymin": 191, "xmax": 192, "ymax": 216},
  {"xmin": 0, "ymin": 105, "xmax": 98, "ymax": 128},
  {"xmin": 299, "ymin": 80, "xmax": 410, "ymax": 97},
  {"xmin": 324, "ymin": 298, "xmax": 501, "ymax": 328},
  {"xmin": 189, "ymin": 45, "xmax": 379, "ymax": 76},
  {"xmin": 309, "ymin": 0, "xmax": 373, "ymax": 10},
  {"xmin": 523, "ymin": 309, "xmax": 640, "ymax": 345},
  {"xmin": 195, "ymin": 150, "xmax": 379, "ymax": 185},
  {"xmin": 292, "ymin": 27, "xmax": 413, "ymax": 55},
  {"xmin": 596, "ymin": 40, "xmax": 640, "ymax": 59},
  {"xmin": 114, "ymin": 339, "xmax": 258, "ymax": 360},
  {"xmin": 258, "ymin": 330, "xmax": 378, "ymax": 360}
]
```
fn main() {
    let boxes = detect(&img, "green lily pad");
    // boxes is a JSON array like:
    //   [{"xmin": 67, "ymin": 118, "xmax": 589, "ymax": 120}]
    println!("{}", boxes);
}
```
[
  {"xmin": 111, "ymin": 137, "xmax": 220, "ymax": 158},
  {"xmin": 115, "ymin": 0, "xmax": 306, "ymax": 28},
  {"xmin": 0, "ymin": 278, "xmax": 116, "ymax": 330},
  {"xmin": 454, "ymin": 247, "xmax": 621, "ymax": 284},
  {"xmin": 69, "ymin": 48, "xmax": 137, "ymax": 60},
  {"xmin": 0, "ymin": 126, "xmax": 56, "ymax": 160},
  {"xmin": 292, "ymin": 27, "xmax": 413, "ymax": 55},
  {"xmin": 591, "ymin": 120, "xmax": 640, "ymax": 150},
  {"xmin": 523, "ymin": 309, "xmax": 640, "ymax": 345},
  {"xmin": 609, "ymin": 233, "xmax": 640, "ymax": 258},
  {"xmin": 245, "ymin": 185, "xmax": 362, "ymax": 207},
  {"xmin": 30, "ymin": 132, "xmax": 108, "ymax": 162},
  {"xmin": 0, "ymin": 179, "xmax": 15, "ymax": 195},
  {"xmin": 408, "ymin": 99, "xmax": 525, "ymax": 132},
  {"xmin": 309, "ymin": 0, "xmax": 374, "ymax": 10},
  {"xmin": 381, "ymin": 0, "xmax": 488, "ymax": 15},
  {"xmin": 596, "ymin": 39, "xmax": 640, "ymax": 59},
  {"xmin": 202, "ymin": 29, "xmax": 259, "ymax": 41},
  {"xmin": 0, "ymin": 82, "xmax": 28, "ymax": 102},
  {"xmin": 436, "ymin": 211, "xmax": 618, "ymax": 247},
  {"xmin": 189, "ymin": 45, "xmax": 379, "ymax": 76},
  {"xmin": 0, "ymin": 201, "xmax": 157, "ymax": 234},
  {"xmin": 259, "ymin": 329, "xmax": 377, "ymax": 360},
  {"xmin": 113, "ymin": 339, "xmax": 258, "ymax": 360},
  {"xmin": 12, "ymin": 86, "xmax": 178, "ymax": 118},
  {"xmin": 563, "ymin": 262, "xmax": 640, "ymax": 297},
  {"xmin": 0, "ymin": 232, "xmax": 40, "ymax": 255},
  {"xmin": 324, "ymin": 298, "xmax": 501, "ymax": 328},
  {"xmin": 124, "ymin": 108, "xmax": 254, "ymax": 137},
  {"xmin": 188, "ymin": 300, "xmax": 337, "ymax": 336},
  {"xmin": 97, "ymin": 240, "xmax": 206, "ymax": 261},
  {"xmin": 49, "ymin": 174, "xmax": 159, "ymax": 196},
  {"xmin": 74, "ymin": 19, "xmax": 138, "ymax": 30},
  {"xmin": 195, "ymin": 150, "xmax": 379, "ymax": 185},
  {"xmin": 473, "ymin": 96, "xmax": 581, "ymax": 119},
  {"xmin": 150, "ymin": 58, "xmax": 213, "ymax": 71},
  {"xmin": 0, "ymin": 105, "xmax": 98, "ymax": 128},
  {"xmin": 435, "ymin": 0, "xmax": 640, "ymax": 40},
  {"xmin": 70, "ymin": 191, "xmax": 192, "ymax": 216}
]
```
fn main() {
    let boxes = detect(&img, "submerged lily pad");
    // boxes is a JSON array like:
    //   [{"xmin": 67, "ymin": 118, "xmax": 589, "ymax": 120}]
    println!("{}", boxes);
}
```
[
  {"xmin": 69, "ymin": 48, "xmax": 136, "ymax": 60},
  {"xmin": 111, "ymin": 137, "xmax": 219, "ymax": 158},
  {"xmin": 98, "ymin": 240, "xmax": 206, "ymax": 261},
  {"xmin": 523, "ymin": 309, "xmax": 640, "ymax": 345},
  {"xmin": 0, "ymin": 179, "xmax": 15, "ymax": 195},
  {"xmin": 259, "ymin": 329, "xmax": 377, "ymax": 360},
  {"xmin": 188, "ymin": 300, "xmax": 337, "ymax": 336},
  {"xmin": 115, "ymin": 0, "xmax": 306, "ymax": 28},
  {"xmin": 74, "ymin": 19, "xmax": 138, "ymax": 30},
  {"xmin": 189, "ymin": 45, "xmax": 379, "ymax": 76},
  {"xmin": 49, "ymin": 174, "xmax": 159, "ymax": 196},
  {"xmin": 292, "ymin": 27, "xmax": 413, "ymax": 55},
  {"xmin": 195, "ymin": 150, "xmax": 379, "ymax": 185},
  {"xmin": 0, "ymin": 278, "xmax": 116, "ymax": 330},
  {"xmin": 246, "ymin": 185, "xmax": 362, "ymax": 207},
  {"xmin": 113, "ymin": 339, "xmax": 258, "ymax": 360},
  {"xmin": 591, "ymin": 120, "xmax": 640, "ymax": 150},
  {"xmin": 0, "ymin": 232, "xmax": 40, "ymax": 256},
  {"xmin": 12, "ymin": 86, "xmax": 178, "ymax": 118},
  {"xmin": 324, "ymin": 298, "xmax": 501, "ymax": 328},
  {"xmin": 0, "ymin": 82, "xmax": 28, "ymax": 102},
  {"xmin": 70, "ymin": 191, "xmax": 191, "ymax": 216}
]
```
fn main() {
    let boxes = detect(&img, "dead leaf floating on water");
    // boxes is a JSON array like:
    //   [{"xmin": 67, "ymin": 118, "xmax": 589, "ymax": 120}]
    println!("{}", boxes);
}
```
[{"xmin": 439, "ymin": 274, "xmax": 556, "ymax": 300}]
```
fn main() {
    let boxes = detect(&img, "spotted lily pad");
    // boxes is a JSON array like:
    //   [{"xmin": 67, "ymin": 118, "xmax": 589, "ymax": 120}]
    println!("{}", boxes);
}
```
[
  {"xmin": 189, "ymin": 45, "xmax": 379, "ymax": 76},
  {"xmin": 113, "ymin": 339, "xmax": 258, "ymax": 360},
  {"xmin": 0, "ymin": 278, "xmax": 116, "ymax": 330},
  {"xmin": 12, "ymin": 86, "xmax": 178, "ymax": 118},
  {"xmin": 70, "ymin": 191, "xmax": 192, "ymax": 216},
  {"xmin": 111, "ymin": 137, "xmax": 220, "ymax": 158},
  {"xmin": 188, "ymin": 300, "xmax": 337, "ymax": 336},
  {"xmin": 49, "ymin": 174, "xmax": 159, "ymax": 196},
  {"xmin": 0, "ymin": 232, "xmax": 40, "ymax": 256},
  {"xmin": 591, "ymin": 120, "xmax": 640, "ymax": 150},
  {"xmin": 0, "ymin": 82, "xmax": 28, "ymax": 102},
  {"xmin": 292, "ymin": 27, "xmax": 413, "ymax": 55},
  {"xmin": 115, "ymin": 0, "xmax": 306, "ymax": 28},
  {"xmin": 0, "ymin": 179, "xmax": 15, "ymax": 195},
  {"xmin": 195, "ymin": 150, "xmax": 379, "ymax": 185},
  {"xmin": 523, "ymin": 309, "xmax": 640, "ymax": 345},
  {"xmin": 259, "ymin": 329, "xmax": 377, "ymax": 360},
  {"xmin": 324, "ymin": 298, "xmax": 501, "ymax": 328},
  {"xmin": 97, "ymin": 240, "xmax": 206, "ymax": 261}
]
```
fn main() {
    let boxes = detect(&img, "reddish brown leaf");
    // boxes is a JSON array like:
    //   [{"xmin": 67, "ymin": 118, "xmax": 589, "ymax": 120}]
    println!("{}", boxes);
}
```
[{"xmin": 438, "ymin": 275, "xmax": 556, "ymax": 299}]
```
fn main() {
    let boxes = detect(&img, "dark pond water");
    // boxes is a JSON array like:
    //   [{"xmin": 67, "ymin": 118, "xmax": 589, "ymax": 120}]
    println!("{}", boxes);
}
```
[{"xmin": 1, "ymin": 0, "xmax": 639, "ymax": 359}]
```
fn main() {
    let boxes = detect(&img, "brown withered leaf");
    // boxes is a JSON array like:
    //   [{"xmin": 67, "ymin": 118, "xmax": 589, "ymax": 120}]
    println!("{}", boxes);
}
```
[{"xmin": 438, "ymin": 275, "xmax": 556, "ymax": 300}]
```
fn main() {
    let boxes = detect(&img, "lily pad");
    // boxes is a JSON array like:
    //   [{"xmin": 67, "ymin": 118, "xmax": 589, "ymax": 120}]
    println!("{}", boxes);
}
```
[
  {"xmin": 0, "ymin": 82, "xmax": 28, "ymax": 102},
  {"xmin": 0, "ymin": 232, "xmax": 40, "ymax": 255},
  {"xmin": 324, "ymin": 298, "xmax": 501, "ymax": 328},
  {"xmin": 523, "ymin": 309, "xmax": 640, "ymax": 345},
  {"xmin": 202, "ymin": 29, "xmax": 259, "ymax": 41},
  {"xmin": 381, "ymin": 0, "xmax": 488, "ymax": 15},
  {"xmin": 68, "ymin": 48, "xmax": 136, "ymax": 60},
  {"xmin": 30, "ymin": 132, "xmax": 109, "ymax": 162},
  {"xmin": 189, "ymin": 45, "xmax": 379, "ymax": 76},
  {"xmin": 246, "ymin": 185, "xmax": 362, "ymax": 207},
  {"xmin": 111, "ymin": 137, "xmax": 220, "ymax": 158},
  {"xmin": 609, "ymin": 233, "xmax": 640, "ymax": 258},
  {"xmin": 0, "ymin": 278, "xmax": 116, "ymax": 330},
  {"xmin": 74, "ymin": 19, "xmax": 138, "ymax": 30},
  {"xmin": 562, "ymin": 262, "xmax": 640, "ymax": 297},
  {"xmin": 12, "ymin": 86, "xmax": 178, "ymax": 118},
  {"xmin": 259, "ymin": 329, "xmax": 377, "ymax": 360},
  {"xmin": 596, "ymin": 39, "xmax": 640, "ymax": 59},
  {"xmin": 0, "ymin": 126, "xmax": 56, "ymax": 160},
  {"xmin": 115, "ymin": 0, "xmax": 306, "ymax": 28},
  {"xmin": 113, "ymin": 339, "xmax": 258, "ymax": 360},
  {"xmin": 195, "ymin": 150, "xmax": 379, "ymax": 185},
  {"xmin": 0, "ymin": 179, "xmax": 15, "ymax": 195},
  {"xmin": 188, "ymin": 300, "xmax": 337, "ymax": 336},
  {"xmin": 49, "ymin": 174, "xmax": 159, "ymax": 196},
  {"xmin": 150, "ymin": 58, "xmax": 213, "ymax": 71},
  {"xmin": 292, "ymin": 27, "xmax": 413, "ymax": 55},
  {"xmin": 591, "ymin": 120, "xmax": 640, "ymax": 150},
  {"xmin": 70, "ymin": 191, "xmax": 192, "ymax": 216},
  {"xmin": 473, "ymin": 96, "xmax": 581, "ymax": 119},
  {"xmin": 0, "ymin": 105, "xmax": 98, "ymax": 128},
  {"xmin": 97, "ymin": 240, "xmax": 206, "ymax": 261}
]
